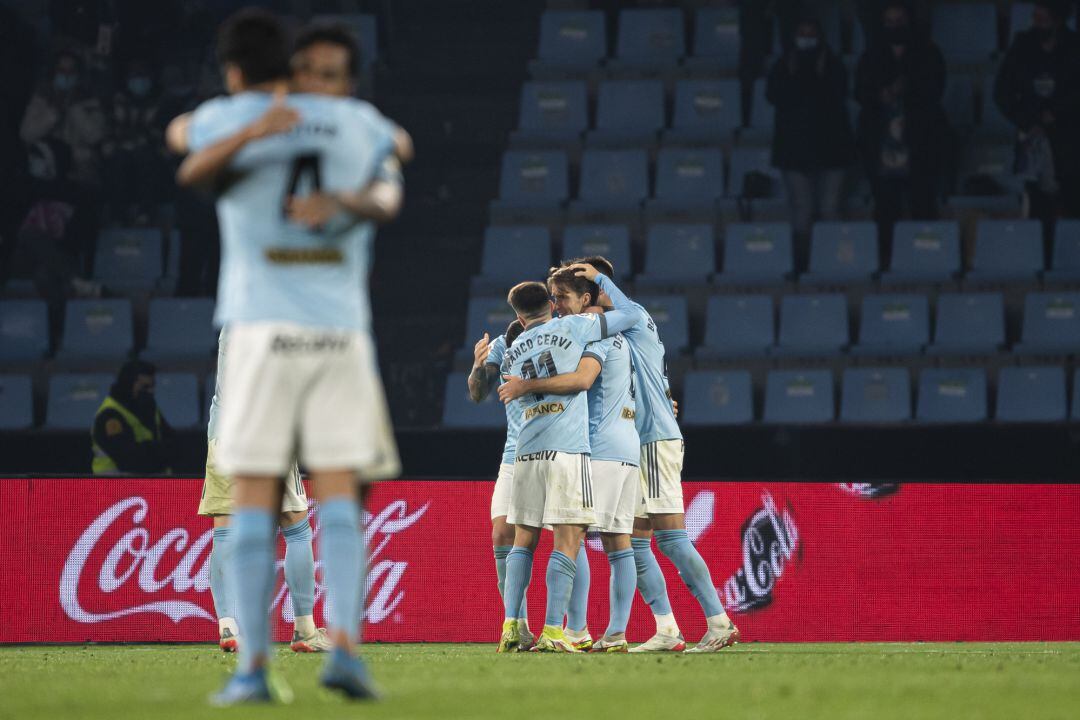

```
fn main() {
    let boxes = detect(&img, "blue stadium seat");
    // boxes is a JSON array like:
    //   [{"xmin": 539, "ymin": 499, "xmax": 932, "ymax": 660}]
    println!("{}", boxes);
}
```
[
  {"xmin": 312, "ymin": 14, "xmax": 377, "ymax": 67},
  {"xmin": 574, "ymin": 149, "xmax": 649, "ymax": 210},
  {"xmin": 1074, "ymin": 369, "xmax": 1080, "ymax": 421},
  {"xmin": 955, "ymin": 142, "xmax": 1020, "ymax": 205},
  {"xmin": 853, "ymin": 294, "xmax": 929, "ymax": 356},
  {"xmin": 561, "ymin": 225, "xmax": 631, "ymax": 280},
  {"xmin": 803, "ymin": 222, "xmax": 879, "ymax": 284},
  {"xmin": 636, "ymin": 295, "xmax": 689, "ymax": 354},
  {"xmin": 46, "ymin": 373, "xmax": 112, "ymax": 430},
  {"xmin": 654, "ymin": 148, "xmax": 725, "ymax": 203},
  {"xmin": 641, "ymin": 224, "xmax": 715, "ymax": 284},
  {"xmin": 764, "ymin": 369, "xmax": 835, "ymax": 423},
  {"xmin": 58, "ymin": 299, "xmax": 133, "ymax": 361},
  {"xmin": 996, "ymin": 366, "xmax": 1067, "ymax": 422},
  {"xmin": 476, "ymin": 226, "xmax": 552, "ymax": 288},
  {"xmin": 1045, "ymin": 220, "xmax": 1080, "ymax": 282},
  {"xmin": 513, "ymin": 82, "xmax": 588, "ymax": 145},
  {"xmin": 442, "ymin": 372, "xmax": 506, "ymax": 429},
  {"xmin": 968, "ymin": 220, "xmax": 1043, "ymax": 282},
  {"xmin": 0, "ymin": 375, "xmax": 33, "ymax": 430},
  {"xmin": 462, "ymin": 296, "xmax": 518, "ymax": 349},
  {"xmin": 1015, "ymin": 292, "xmax": 1080, "ymax": 355},
  {"xmin": 155, "ymin": 372, "xmax": 199, "ymax": 429},
  {"xmin": 746, "ymin": 79, "xmax": 774, "ymax": 135},
  {"xmin": 931, "ymin": 3, "xmax": 997, "ymax": 63},
  {"xmin": 717, "ymin": 222, "xmax": 793, "ymax": 285},
  {"xmin": 699, "ymin": 295, "xmax": 774, "ymax": 358},
  {"xmin": 666, "ymin": 79, "xmax": 741, "ymax": 144},
  {"xmin": 774, "ymin": 294, "xmax": 848, "ymax": 356},
  {"xmin": 497, "ymin": 151, "xmax": 569, "ymax": 205},
  {"xmin": 840, "ymin": 367, "xmax": 912, "ymax": 423},
  {"xmin": 144, "ymin": 298, "xmax": 217, "ymax": 360},
  {"xmin": 0, "ymin": 299, "xmax": 48, "ymax": 361},
  {"xmin": 93, "ymin": 227, "xmax": 163, "ymax": 293},
  {"xmin": 928, "ymin": 293, "xmax": 1005, "ymax": 355},
  {"xmin": 689, "ymin": 7, "xmax": 740, "ymax": 68},
  {"xmin": 535, "ymin": 11, "xmax": 607, "ymax": 72},
  {"xmin": 883, "ymin": 221, "xmax": 961, "ymax": 283},
  {"xmin": 589, "ymin": 80, "xmax": 664, "ymax": 146},
  {"xmin": 916, "ymin": 368, "xmax": 988, "ymax": 423},
  {"xmin": 614, "ymin": 8, "xmax": 685, "ymax": 68},
  {"xmin": 727, "ymin": 146, "xmax": 784, "ymax": 199},
  {"xmin": 682, "ymin": 370, "xmax": 753, "ymax": 425},
  {"xmin": 979, "ymin": 76, "xmax": 1014, "ymax": 135}
]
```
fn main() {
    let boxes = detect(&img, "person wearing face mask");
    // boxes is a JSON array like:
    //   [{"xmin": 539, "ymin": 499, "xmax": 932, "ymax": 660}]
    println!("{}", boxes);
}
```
[
  {"xmin": 766, "ymin": 14, "xmax": 856, "ymax": 268},
  {"xmin": 995, "ymin": 0, "xmax": 1080, "ymax": 223},
  {"xmin": 854, "ymin": 0, "xmax": 949, "ymax": 256},
  {"xmin": 91, "ymin": 360, "xmax": 176, "ymax": 475},
  {"xmin": 104, "ymin": 58, "xmax": 167, "ymax": 222}
]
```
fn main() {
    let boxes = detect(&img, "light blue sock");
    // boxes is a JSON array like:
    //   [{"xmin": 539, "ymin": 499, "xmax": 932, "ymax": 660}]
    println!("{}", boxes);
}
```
[
  {"xmin": 317, "ymin": 498, "xmax": 364, "ymax": 644},
  {"xmin": 503, "ymin": 547, "xmax": 533, "ymax": 620},
  {"xmin": 210, "ymin": 526, "xmax": 234, "ymax": 621},
  {"xmin": 495, "ymin": 545, "xmax": 529, "ymax": 620},
  {"xmin": 566, "ymin": 542, "xmax": 590, "ymax": 632},
  {"xmin": 605, "ymin": 548, "xmax": 636, "ymax": 637},
  {"xmin": 631, "ymin": 536, "xmax": 673, "ymax": 616},
  {"xmin": 655, "ymin": 529, "xmax": 724, "ymax": 617},
  {"xmin": 232, "ymin": 509, "xmax": 276, "ymax": 673},
  {"xmin": 282, "ymin": 519, "xmax": 315, "ymax": 619},
  {"xmin": 544, "ymin": 550, "xmax": 577, "ymax": 628}
]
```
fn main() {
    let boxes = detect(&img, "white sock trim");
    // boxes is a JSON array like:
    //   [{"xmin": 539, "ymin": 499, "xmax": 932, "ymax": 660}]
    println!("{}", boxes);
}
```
[
  {"xmin": 218, "ymin": 617, "xmax": 239, "ymax": 636},
  {"xmin": 654, "ymin": 612, "xmax": 679, "ymax": 635},
  {"xmin": 294, "ymin": 614, "xmax": 317, "ymax": 637}
]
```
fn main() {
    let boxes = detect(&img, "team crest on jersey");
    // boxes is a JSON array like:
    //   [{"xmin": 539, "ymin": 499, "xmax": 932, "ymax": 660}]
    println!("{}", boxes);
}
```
[
  {"xmin": 620, "ymin": 407, "xmax": 636, "ymax": 420},
  {"xmin": 523, "ymin": 402, "xmax": 565, "ymax": 421}
]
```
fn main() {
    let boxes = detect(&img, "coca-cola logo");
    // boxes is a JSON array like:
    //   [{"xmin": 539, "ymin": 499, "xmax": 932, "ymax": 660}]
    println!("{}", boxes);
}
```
[
  {"xmin": 836, "ymin": 483, "xmax": 900, "ymax": 499},
  {"xmin": 722, "ymin": 492, "xmax": 800, "ymax": 613},
  {"xmin": 60, "ymin": 496, "xmax": 428, "ymax": 626}
]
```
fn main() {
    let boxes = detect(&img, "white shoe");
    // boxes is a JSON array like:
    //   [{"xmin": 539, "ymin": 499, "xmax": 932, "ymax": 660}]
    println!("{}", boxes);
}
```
[
  {"xmin": 590, "ymin": 635, "xmax": 629, "ymax": 653},
  {"xmin": 290, "ymin": 627, "xmax": 333, "ymax": 653},
  {"xmin": 685, "ymin": 624, "xmax": 740, "ymax": 653},
  {"xmin": 628, "ymin": 632, "xmax": 686, "ymax": 653}
]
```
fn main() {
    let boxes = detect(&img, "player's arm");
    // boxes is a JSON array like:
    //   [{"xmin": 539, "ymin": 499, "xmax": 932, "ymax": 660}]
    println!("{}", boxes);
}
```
[
  {"xmin": 286, "ymin": 156, "xmax": 404, "ymax": 228},
  {"xmin": 498, "ymin": 356, "xmax": 602, "ymax": 404},
  {"xmin": 467, "ymin": 333, "xmax": 499, "ymax": 402},
  {"xmin": 569, "ymin": 264, "xmax": 642, "ymax": 337}
]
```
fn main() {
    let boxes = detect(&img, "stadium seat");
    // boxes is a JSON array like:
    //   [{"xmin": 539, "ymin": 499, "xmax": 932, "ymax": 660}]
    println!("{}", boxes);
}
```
[
  {"xmin": 840, "ymin": 367, "xmax": 912, "ymax": 423},
  {"xmin": 462, "ymin": 296, "xmax": 518, "ymax": 350},
  {"xmin": 803, "ymin": 222, "xmax": 879, "ymax": 284},
  {"xmin": 883, "ymin": 221, "xmax": 961, "ymax": 283},
  {"xmin": 496, "ymin": 151, "xmax": 569, "ymax": 205},
  {"xmin": 746, "ymin": 79, "xmax": 774, "ymax": 136},
  {"xmin": 689, "ymin": 7, "xmax": 740, "ymax": 69},
  {"xmin": 561, "ymin": 225, "xmax": 632, "ymax": 280},
  {"xmin": 853, "ymin": 294, "xmax": 929, "ymax": 356},
  {"xmin": 442, "ymin": 372, "xmax": 506, "ymax": 429},
  {"xmin": 0, "ymin": 299, "xmax": 48, "ymax": 361},
  {"xmin": 774, "ymin": 294, "xmax": 848, "ymax": 356},
  {"xmin": 727, "ymin": 146, "xmax": 784, "ymax": 199},
  {"xmin": 931, "ymin": 3, "xmax": 997, "ymax": 64},
  {"xmin": 955, "ymin": 142, "xmax": 1020, "ymax": 202},
  {"xmin": 968, "ymin": 220, "xmax": 1043, "ymax": 282},
  {"xmin": 1015, "ymin": 292, "xmax": 1080, "ymax": 355},
  {"xmin": 588, "ymin": 80, "xmax": 664, "ymax": 146},
  {"xmin": 534, "ymin": 11, "xmax": 607, "ymax": 73},
  {"xmin": 1045, "ymin": 220, "xmax": 1080, "ymax": 282},
  {"xmin": 574, "ymin": 149, "xmax": 649, "ymax": 210},
  {"xmin": 717, "ymin": 222, "xmax": 793, "ymax": 285},
  {"xmin": 512, "ymin": 82, "xmax": 588, "ymax": 146},
  {"xmin": 640, "ymin": 224, "xmax": 715, "ymax": 284},
  {"xmin": 996, "ymin": 366, "xmax": 1067, "ymax": 422},
  {"xmin": 916, "ymin": 368, "xmax": 988, "ymax": 423},
  {"xmin": 682, "ymin": 370, "xmax": 753, "ymax": 425},
  {"xmin": 475, "ymin": 226, "xmax": 552, "ymax": 288},
  {"xmin": 699, "ymin": 295, "xmax": 774, "ymax": 358},
  {"xmin": 613, "ymin": 8, "xmax": 685, "ymax": 69},
  {"xmin": 0, "ymin": 374, "xmax": 33, "ymax": 430},
  {"xmin": 653, "ymin": 147, "xmax": 725, "ymax": 206},
  {"xmin": 155, "ymin": 372, "xmax": 200, "ymax": 429},
  {"xmin": 57, "ymin": 299, "xmax": 134, "ymax": 361},
  {"xmin": 312, "ymin": 14, "xmax": 377, "ymax": 67},
  {"xmin": 1073, "ymin": 369, "xmax": 1080, "ymax": 421},
  {"xmin": 636, "ymin": 295, "xmax": 689, "ymax": 354},
  {"xmin": 45, "ymin": 373, "xmax": 112, "ymax": 430},
  {"xmin": 93, "ymin": 227, "xmax": 163, "ymax": 293},
  {"xmin": 666, "ymin": 79, "xmax": 741, "ymax": 144},
  {"xmin": 763, "ymin": 369, "xmax": 835, "ymax": 423},
  {"xmin": 928, "ymin": 293, "xmax": 1005, "ymax": 355},
  {"xmin": 144, "ymin": 298, "xmax": 217, "ymax": 361},
  {"xmin": 979, "ymin": 76, "xmax": 1014, "ymax": 135}
]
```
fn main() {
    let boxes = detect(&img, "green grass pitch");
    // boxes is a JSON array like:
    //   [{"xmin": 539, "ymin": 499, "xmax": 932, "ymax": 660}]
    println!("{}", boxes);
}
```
[{"xmin": 2, "ymin": 643, "xmax": 1078, "ymax": 720}]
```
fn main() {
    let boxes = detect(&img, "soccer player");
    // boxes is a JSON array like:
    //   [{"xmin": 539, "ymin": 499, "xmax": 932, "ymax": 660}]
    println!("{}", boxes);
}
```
[
  {"xmin": 498, "ymin": 265, "xmax": 640, "ymax": 653},
  {"xmin": 496, "ymin": 281, "xmax": 637, "ymax": 653},
  {"xmin": 179, "ymin": 9, "xmax": 405, "ymax": 702},
  {"xmin": 568, "ymin": 261, "xmax": 740, "ymax": 653}
]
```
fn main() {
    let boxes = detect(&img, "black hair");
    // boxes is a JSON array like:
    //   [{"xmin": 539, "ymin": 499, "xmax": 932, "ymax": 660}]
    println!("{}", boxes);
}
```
[
  {"xmin": 216, "ymin": 8, "xmax": 291, "ymax": 85},
  {"xmin": 505, "ymin": 319, "xmax": 525, "ymax": 346},
  {"xmin": 507, "ymin": 282, "xmax": 551, "ymax": 320},
  {"xmin": 565, "ymin": 255, "xmax": 615, "ymax": 280},
  {"xmin": 111, "ymin": 360, "xmax": 156, "ymax": 401},
  {"xmin": 294, "ymin": 23, "xmax": 361, "ymax": 78}
]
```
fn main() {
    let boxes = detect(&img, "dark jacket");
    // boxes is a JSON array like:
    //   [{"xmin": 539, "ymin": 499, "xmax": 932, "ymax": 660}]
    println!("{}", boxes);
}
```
[
  {"xmin": 995, "ymin": 28, "xmax": 1080, "ymax": 177},
  {"xmin": 91, "ymin": 394, "xmax": 175, "ymax": 474},
  {"xmin": 767, "ymin": 46, "xmax": 856, "ymax": 171}
]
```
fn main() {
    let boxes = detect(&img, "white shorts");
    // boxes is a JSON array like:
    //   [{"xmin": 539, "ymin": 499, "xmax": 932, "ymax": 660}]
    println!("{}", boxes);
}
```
[
  {"xmin": 589, "ymin": 460, "xmax": 639, "ymax": 535},
  {"xmin": 507, "ymin": 451, "xmax": 596, "ymax": 528},
  {"xmin": 490, "ymin": 463, "xmax": 514, "ymax": 519},
  {"xmin": 216, "ymin": 322, "xmax": 397, "ymax": 477},
  {"xmin": 197, "ymin": 438, "xmax": 308, "ymax": 516},
  {"xmin": 637, "ymin": 439, "xmax": 685, "ymax": 517}
]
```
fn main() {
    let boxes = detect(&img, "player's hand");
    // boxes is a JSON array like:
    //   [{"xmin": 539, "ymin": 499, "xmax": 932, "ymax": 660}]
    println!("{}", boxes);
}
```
[
  {"xmin": 498, "ymin": 375, "xmax": 528, "ymax": 403},
  {"xmin": 286, "ymin": 192, "xmax": 341, "ymax": 229},
  {"xmin": 569, "ymin": 263, "xmax": 600, "ymax": 281},
  {"xmin": 472, "ymin": 333, "xmax": 491, "ymax": 368},
  {"xmin": 248, "ymin": 87, "xmax": 300, "ymax": 140},
  {"xmin": 672, "ymin": 399, "xmax": 679, "ymax": 418}
]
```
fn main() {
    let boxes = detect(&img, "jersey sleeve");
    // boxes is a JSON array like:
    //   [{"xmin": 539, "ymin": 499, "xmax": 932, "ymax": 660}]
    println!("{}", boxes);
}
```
[
  {"xmin": 583, "ymin": 337, "xmax": 612, "ymax": 365},
  {"xmin": 346, "ymin": 99, "xmax": 397, "ymax": 169},
  {"xmin": 485, "ymin": 335, "xmax": 506, "ymax": 368},
  {"xmin": 187, "ymin": 96, "xmax": 239, "ymax": 151},
  {"xmin": 563, "ymin": 313, "xmax": 607, "ymax": 345}
]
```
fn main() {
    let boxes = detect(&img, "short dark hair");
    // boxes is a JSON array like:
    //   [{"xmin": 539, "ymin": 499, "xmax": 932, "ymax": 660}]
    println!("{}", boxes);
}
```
[
  {"xmin": 547, "ymin": 267, "xmax": 599, "ymax": 308},
  {"xmin": 294, "ymin": 23, "xmax": 360, "ymax": 77},
  {"xmin": 507, "ymin": 282, "xmax": 551, "ymax": 320},
  {"xmin": 216, "ymin": 8, "xmax": 291, "ymax": 85},
  {"xmin": 505, "ymin": 319, "xmax": 525, "ymax": 346},
  {"xmin": 564, "ymin": 255, "xmax": 615, "ymax": 280}
]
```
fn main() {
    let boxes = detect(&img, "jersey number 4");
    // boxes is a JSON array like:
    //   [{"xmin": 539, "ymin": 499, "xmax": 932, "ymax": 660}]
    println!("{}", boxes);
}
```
[
  {"xmin": 520, "ymin": 350, "xmax": 557, "ymax": 402},
  {"xmin": 282, "ymin": 154, "xmax": 323, "ymax": 217}
]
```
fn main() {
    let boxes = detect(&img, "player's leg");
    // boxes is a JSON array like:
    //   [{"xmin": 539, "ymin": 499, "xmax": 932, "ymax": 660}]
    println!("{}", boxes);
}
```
[
  {"xmin": 500, "ymin": 458, "xmax": 544, "ymax": 653},
  {"xmin": 279, "ymin": 463, "xmax": 327, "ymax": 653},
  {"xmin": 491, "ymin": 463, "xmax": 531, "ymax": 645},
  {"xmin": 563, "ymin": 541, "xmax": 591, "ymax": 649},
  {"xmin": 199, "ymin": 438, "xmax": 239, "ymax": 651},
  {"xmin": 591, "ymin": 461, "xmax": 639, "ymax": 652}
]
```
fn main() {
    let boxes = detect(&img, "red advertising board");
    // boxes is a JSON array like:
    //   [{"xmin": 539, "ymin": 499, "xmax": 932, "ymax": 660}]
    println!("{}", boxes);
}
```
[{"xmin": 1, "ymin": 479, "xmax": 1078, "ymax": 643}]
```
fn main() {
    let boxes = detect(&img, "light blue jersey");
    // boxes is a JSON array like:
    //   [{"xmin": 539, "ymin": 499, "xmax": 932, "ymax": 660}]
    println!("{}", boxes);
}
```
[
  {"xmin": 188, "ymin": 91, "xmax": 397, "ymax": 331},
  {"xmin": 595, "ymin": 274, "xmax": 682, "ymax": 444},
  {"xmin": 484, "ymin": 334, "xmax": 519, "ymax": 465},
  {"xmin": 583, "ymin": 334, "xmax": 640, "ymax": 465}
]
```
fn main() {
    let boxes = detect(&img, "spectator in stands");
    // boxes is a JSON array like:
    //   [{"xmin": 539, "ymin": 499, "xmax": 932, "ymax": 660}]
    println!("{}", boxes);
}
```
[
  {"xmin": 855, "ymin": 0, "xmax": 949, "ymax": 254},
  {"xmin": 0, "ymin": 3, "xmax": 37, "ymax": 287},
  {"xmin": 91, "ymin": 360, "xmax": 176, "ymax": 475},
  {"xmin": 766, "ymin": 14, "xmax": 855, "ymax": 267},
  {"xmin": 995, "ymin": 0, "xmax": 1080, "ymax": 223},
  {"xmin": 739, "ymin": 0, "xmax": 801, "ymax": 127}
]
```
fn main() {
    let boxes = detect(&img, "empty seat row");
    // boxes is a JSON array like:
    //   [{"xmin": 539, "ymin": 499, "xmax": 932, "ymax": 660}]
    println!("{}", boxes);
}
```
[{"xmin": 91, "ymin": 227, "xmax": 181, "ymax": 294}]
